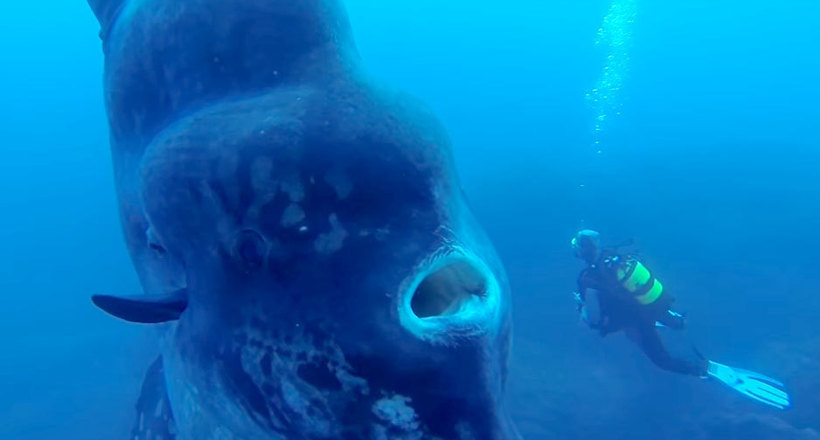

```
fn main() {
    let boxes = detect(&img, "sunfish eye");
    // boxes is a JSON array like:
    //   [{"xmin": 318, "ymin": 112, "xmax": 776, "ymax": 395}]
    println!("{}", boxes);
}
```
[
  {"xmin": 231, "ymin": 230, "xmax": 267, "ymax": 273},
  {"xmin": 149, "ymin": 243, "xmax": 167, "ymax": 256},
  {"xmin": 146, "ymin": 227, "xmax": 167, "ymax": 257}
]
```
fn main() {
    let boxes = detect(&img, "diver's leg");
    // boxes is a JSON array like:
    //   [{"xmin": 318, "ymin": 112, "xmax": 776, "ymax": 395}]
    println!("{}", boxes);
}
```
[{"xmin": 635, "ymin": 324, "xmax": 705, "ymax": 376}]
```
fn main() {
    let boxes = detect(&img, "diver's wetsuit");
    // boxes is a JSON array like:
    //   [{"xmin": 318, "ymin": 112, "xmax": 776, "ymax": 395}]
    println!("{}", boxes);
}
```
[{"xmin": 578, "ymin": 252, "xmax": 706, "ymax": 377}]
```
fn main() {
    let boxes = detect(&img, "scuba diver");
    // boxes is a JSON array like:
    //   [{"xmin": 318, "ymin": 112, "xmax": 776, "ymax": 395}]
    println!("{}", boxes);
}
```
[{"xmin": 570, "ymin": 229, "xmax": 791, "ymax": 409}]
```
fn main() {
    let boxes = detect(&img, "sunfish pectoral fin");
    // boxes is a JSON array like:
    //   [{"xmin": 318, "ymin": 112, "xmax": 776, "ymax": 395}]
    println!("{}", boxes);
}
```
[
  {"xmin": 91, "ymin": 288, "xmax": 188, "ymax": 323},
  {"xmin": 132, "ymin": 356, "xmax": 177, "ymax": 439}
]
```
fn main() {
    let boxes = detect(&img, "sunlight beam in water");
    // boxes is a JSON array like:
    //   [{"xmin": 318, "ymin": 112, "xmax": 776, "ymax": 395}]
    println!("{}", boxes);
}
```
[{"xmin": 586, "ymin": 0, "xmax": 638, "ymax": 153}]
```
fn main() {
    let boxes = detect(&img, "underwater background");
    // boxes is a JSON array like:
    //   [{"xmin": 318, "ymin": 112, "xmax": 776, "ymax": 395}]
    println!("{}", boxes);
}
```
[{"xmin": 0, "ymin": 0, "xmax": 817, "ymax": 438}]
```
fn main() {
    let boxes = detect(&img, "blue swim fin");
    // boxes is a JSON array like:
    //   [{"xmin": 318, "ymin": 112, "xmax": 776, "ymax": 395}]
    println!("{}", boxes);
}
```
[{"xmin": 706, "ymin": 361, "xmax": 791, "ymax": 410}]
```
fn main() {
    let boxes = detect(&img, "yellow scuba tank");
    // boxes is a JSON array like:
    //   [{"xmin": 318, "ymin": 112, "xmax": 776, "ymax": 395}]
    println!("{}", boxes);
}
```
[{"xmin": 608, "ymin": 255, "xmax": 664, "ymax": 305}]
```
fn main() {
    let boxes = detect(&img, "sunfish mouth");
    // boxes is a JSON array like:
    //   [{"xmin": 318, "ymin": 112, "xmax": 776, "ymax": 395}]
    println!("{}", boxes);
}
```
[{"xmin": 399, "ymin": 248, "xmax": 502, "ymax": 341}]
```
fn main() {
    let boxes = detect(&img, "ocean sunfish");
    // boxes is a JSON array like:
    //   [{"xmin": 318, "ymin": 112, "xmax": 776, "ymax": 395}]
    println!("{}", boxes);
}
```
[{"xmin": 86, "ymin": 0, "xmax": 520, "ymax": 438}]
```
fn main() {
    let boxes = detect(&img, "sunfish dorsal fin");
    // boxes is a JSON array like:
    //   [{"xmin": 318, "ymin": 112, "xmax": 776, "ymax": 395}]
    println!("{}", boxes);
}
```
[
  {"xmin": 91, "ymin": 289, "xmax": 188, "ymax": 323},
  {"xmin": 87, "ymin": 0, "xmax": 127, "ymax": 37}
]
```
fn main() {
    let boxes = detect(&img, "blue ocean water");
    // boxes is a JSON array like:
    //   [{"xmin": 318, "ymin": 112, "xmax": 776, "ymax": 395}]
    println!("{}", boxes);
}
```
[{"xmin": 0, "ymin": 0, "xmax": 817, "ymax": 439}]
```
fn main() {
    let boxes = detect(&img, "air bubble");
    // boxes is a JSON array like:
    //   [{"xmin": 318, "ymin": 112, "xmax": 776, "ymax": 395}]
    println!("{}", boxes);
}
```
[{"xmin": 585, "ymin": 0, "xmax": 637, "ymax": 151}]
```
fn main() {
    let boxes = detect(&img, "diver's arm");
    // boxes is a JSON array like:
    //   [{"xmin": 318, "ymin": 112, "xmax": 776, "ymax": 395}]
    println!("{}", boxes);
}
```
[
  {"xmin": 575, "ymin": 270, "xmax": 592, "ymax": 303},
  {"xmin": 574, "ymin": 271, "xmax": 591, "ymax": 317},
  {"xmin": 585, "ymin": 287, "xmax": 616, "ymax": 335},
  {"xmin": 575, "ymin": 271, "xmax": 613, "ymax": 331},
  {"xmin": 573, "ymin": 291, "xmax": 584, "ymax": 309},
  {"xmin": 575, "ymin": 289, "xmax": 609, "ymax": 331}
]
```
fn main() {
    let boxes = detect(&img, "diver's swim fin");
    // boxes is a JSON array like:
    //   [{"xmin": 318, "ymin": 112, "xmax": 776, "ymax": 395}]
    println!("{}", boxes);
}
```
[
  {"xmin": 706, "ymin": 361, "xmax": 791, "ymax": 410},
  {"xmin": 91, "ymin": 289, "xmax": 188, "ymax": 323}
]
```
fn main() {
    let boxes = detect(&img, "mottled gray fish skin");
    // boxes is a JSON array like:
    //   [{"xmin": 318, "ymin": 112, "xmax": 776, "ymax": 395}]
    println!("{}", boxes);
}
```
[{"xmin": 86, "ymin": 0, "xmax": 521, "ymax": 439}]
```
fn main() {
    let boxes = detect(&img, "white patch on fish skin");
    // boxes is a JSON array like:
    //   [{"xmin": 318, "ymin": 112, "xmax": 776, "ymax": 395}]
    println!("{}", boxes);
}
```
[
  {"xmin": 455, "ymin": 420, "xmax": 477, "ymax": 440},
  {"xmin": 372, "ymin": 395, "xmax": 418, "ymax": 428},
  {"xmin": 280, "ymin": 203, "xmax": 306, "ymax": 228},
  {"xmin": 358, "ymin": 227, "xmax": 391, "ymax": 241},
  {"xmin": 236, "ymin": 320, "xmax": 369, "ymax": 438},
  {"xmin": 280, "ymin": 174, "xmax": 305, "ymax": 202},
  {"xmin": 195, "ymin": 181, "xmax": 234, "ymax": 237},
  {"xmin": 246, "ymin": 157, "xmax": 280, "ymax": 227},
  {"xmin": 314, "ymin": 214, "xmax": 347, "ymax": 255},
  {"xmin": 324, "ymin": 168, "xmax": 353, "ymax": 199},
  {"xmin": 281, "ymin": 379, "xmax": 308, "ymax": 416},
  {"xmin": 371, "ymin": 395, "xmax": 423, "ymax": 440},
  {"xmin": 250, "ymin": 157, "xmax": 275, "ymax": 196}
]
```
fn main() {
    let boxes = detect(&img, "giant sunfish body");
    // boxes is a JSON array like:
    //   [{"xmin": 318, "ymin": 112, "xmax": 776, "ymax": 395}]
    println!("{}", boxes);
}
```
[{"xmin": 87, "ymin": 0, "xmax": 520, "ymax": 438}]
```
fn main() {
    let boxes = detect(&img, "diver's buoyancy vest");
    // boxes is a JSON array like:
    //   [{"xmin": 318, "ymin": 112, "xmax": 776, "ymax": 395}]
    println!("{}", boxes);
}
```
[{"xmin": 603, "ymin": 254, "xmax": 664, "ymax": 305}]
